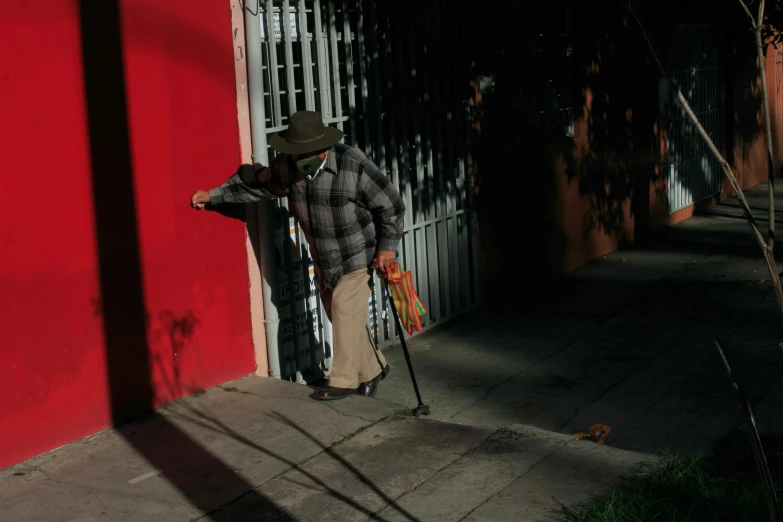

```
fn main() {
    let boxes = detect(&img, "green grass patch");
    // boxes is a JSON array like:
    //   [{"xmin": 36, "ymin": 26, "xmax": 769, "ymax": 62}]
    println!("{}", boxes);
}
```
[{"xmin": 556, "ymin": 452, "xmax": 782, "ymax": 522}]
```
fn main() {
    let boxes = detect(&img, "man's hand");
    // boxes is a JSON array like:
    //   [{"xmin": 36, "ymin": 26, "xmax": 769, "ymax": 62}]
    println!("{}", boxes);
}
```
[
  {"xmin": 191, "ymin": 190, "xmax": 211, "ymax": 210},
  {"xmin": 375, "ymin": 250, "xmax": 396, "ymax": 273}
]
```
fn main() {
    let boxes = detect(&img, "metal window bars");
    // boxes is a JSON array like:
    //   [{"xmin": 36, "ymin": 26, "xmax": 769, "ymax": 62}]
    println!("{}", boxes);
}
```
[
  {"xmin": 667, "ymin": 24, "xmax": 722, "ymax": 213},
  {"xmin": 254, "ymin": 0, "xmax": 479, "ymax": 381}
]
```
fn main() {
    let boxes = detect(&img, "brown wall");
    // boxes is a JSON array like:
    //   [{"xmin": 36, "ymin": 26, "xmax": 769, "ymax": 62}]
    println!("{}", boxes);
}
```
[{"xmin": 725, "ymin": 39, "xmax": 783, "ymax": 195}]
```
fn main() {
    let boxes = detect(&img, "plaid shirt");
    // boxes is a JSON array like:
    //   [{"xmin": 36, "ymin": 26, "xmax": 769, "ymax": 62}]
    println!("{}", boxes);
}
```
[{"xmin": 208, "ymin": 143, "xmax": 405, "ymax": 290}]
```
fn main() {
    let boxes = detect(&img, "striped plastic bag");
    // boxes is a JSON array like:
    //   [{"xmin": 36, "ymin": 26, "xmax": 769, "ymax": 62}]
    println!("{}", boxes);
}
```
[{"xmin": 384, "ymin": 262, "xmax": 427, "ymax": 336}]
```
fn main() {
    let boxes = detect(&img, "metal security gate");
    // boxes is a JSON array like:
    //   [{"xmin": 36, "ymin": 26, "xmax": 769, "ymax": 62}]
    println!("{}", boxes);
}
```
[
  {"xmin": 666, "ymin": 25, "xmax": 722, "ymax": 213},
  {"xmin": 251, "ymin": 1, "xmax": 478, "ymax": 381}
]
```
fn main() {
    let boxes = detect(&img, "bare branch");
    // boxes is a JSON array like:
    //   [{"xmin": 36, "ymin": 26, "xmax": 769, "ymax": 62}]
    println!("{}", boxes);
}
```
[
  {"xmin": 758, "ymin": 0, "xmax": 767, "ymax": 27},
  {"xmin": 626, "ymin": 2, "xmax": 767, "ymax": 251},
  {"xmin": 738, "ymin": 0, "xmax": 758, "ymax": 28},
  {"xmin": 714, "ymin": 339, "xmax": 781, "ymax": 522}
]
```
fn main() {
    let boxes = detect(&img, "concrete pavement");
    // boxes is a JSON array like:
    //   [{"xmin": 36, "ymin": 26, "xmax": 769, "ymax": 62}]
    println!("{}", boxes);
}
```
[
  {"xmin": 378, "ymin": 181, "xmax": 783, "ymax": 456},
  {"xmin": 4, "ymin": 182, "xmax": 783, "ymax": 520},
  {"xmin": 0, "ymin": 376, "xmax": 653, "ymax": 521}
]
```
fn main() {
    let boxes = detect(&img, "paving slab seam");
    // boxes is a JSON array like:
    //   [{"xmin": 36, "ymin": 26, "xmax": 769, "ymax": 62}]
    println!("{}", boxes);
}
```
[
  {"xmin": 634, "ymin": 249, "xmax": 714, "ymax": 279},
  {"xmin": 422, "ymin": 245, "xmax": 748, "ymax": 420},
  {"xmin": 353, "ymin": 426, "xmax": 503, "ymax": 522},
  {"xmin": 443, "ymin": 344, "xmax": 573, "ymax": 421},
  {"xmin": 454, "ymin": 437, "xmax": 574, "ymax": 522},
  {"xmin": 24, "ymin": 472, "xmax": 201, "ymax": 511},
  {"xmin": 159, "ymin": 395, "xmax": 409, "ymax": 442},
  {"xmin": 323, "ymin": 401, "xmax": 412, "ymax": 424},
  {"xmin": 653, "ymin": 344, "xmax": 766, "ymax": 429},
  {"xmin": 167, "ymin": 389, "xmax": 316, "ymax": 405},
  {"xmin": 553, "ymin": 284, "xmax": 742, "ymax": 433},
  {"xmin": 560, "ymin": 256, "xmax": 774, "ymax": 429},
  {"xmin": 215, "ymin": 384, "xmax": 413, "ymax": 419},
  {"xmin": 199, "ymin": 411, "xmax": 411, "ymax": 520},
  {"xmin": 609, "ymin": 284, "xmax": 774, "ymax": 430},
  {"xmin": 442, "ymin": 253, "xmax": 755, "ymax": 423},
  {"xmin": 437, "ymin": 309, "xmax": 657, "ymax": 422},
  {"xmin": 377, "ymin": 304, "xmax": 482, "ymax": 362},
  {"xmin": 441, "ymin": 298, "xmax": 668, "ymax": 422}
]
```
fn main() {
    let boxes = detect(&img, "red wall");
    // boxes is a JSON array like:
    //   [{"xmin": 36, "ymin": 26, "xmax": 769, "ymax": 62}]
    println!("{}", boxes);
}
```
[{"xmin": 0, "ymin": 1, "xmax": 255, "ymax": 469}]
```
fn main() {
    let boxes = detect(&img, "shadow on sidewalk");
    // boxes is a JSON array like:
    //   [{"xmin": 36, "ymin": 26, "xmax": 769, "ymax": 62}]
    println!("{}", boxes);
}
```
[
  {"xmin": 158, "ymin": 395, "xmax": 422, "ymax": 522},
  {"xmin": 378, "ymin": 181, "xmax": 783, "ymax": 456},
  {"xmin": 79, "ymin": 1, "xmax": 288, "ymax": 519}
]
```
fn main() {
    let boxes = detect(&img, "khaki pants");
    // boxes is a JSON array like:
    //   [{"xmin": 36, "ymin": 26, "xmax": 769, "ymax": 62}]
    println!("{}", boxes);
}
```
[{"xmin": 321, "ymin": 268, "xmax": 387, "ymax": 389}]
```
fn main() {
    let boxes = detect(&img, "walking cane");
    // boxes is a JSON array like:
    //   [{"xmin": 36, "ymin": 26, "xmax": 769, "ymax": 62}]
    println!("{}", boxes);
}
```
[{"xmin": 374, "ymin": 259, "xmax": 430, "ymax": 418}]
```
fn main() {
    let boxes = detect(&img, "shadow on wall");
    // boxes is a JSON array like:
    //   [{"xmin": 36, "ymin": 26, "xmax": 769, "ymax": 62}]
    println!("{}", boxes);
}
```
[
  {"xmin": 727, "ymin": 13, "xmax": 779, "ymax": 191},
  {"xmin": 561, "ymin": 4, "xmax": 660, "ymax": 239},
  {"xmin": 470, "ymin": 0, "xmax": 772, "ymax": 308},
  {"xmin": 246, "ymin": 203, "xmax": 331, "ymax": 384},
  {"xmin": 79, "ymin": 0, "xmax": 290, "ymax": 518},
  {"xmin": 203, "ymin": 174, "xmax": 332, "ymax": 383},
  {"xmin": 206, "ymin": 196, "xmax": 332, "ymax": 383},
  {"xmin": 471, "ymin": 1, "xmax": 652, "ymax": 308}
]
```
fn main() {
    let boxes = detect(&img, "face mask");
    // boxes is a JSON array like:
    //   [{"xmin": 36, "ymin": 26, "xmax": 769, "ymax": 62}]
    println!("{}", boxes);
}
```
[{"xmin": 295, "ymin": 155, "xmax": 323, "ymax": 177}]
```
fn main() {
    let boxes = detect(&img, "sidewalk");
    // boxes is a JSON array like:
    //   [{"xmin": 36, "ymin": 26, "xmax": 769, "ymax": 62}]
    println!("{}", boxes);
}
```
[
  {"xmin": 0, "ymin": 376, "xmax": 652, "ymax": 521},
  {"xmin": 4, "ymin": 182, "xmax": 783, "ymax": 521},
  {"xmin": 378, "ymin": 180, "xmax": 783, "ymax": 456}
]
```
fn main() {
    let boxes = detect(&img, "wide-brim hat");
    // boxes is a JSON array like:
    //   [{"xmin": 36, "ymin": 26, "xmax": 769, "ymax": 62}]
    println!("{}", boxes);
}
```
[{"xmin": 268, "ymin": 110, "xmax": 344, "ymax": 155}]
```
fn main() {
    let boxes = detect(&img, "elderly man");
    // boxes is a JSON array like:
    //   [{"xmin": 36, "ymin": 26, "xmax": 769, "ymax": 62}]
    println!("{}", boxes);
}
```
[{"xmin": 191, "ymin": 111, "xmax": 405, "ymax": 400}]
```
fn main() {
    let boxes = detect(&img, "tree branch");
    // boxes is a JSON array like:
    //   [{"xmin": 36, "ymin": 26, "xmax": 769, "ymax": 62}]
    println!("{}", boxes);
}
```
[
  {"xmin": 628, "ymin": 1, "xmax": 783, "ymax": 322},
  {"xmin": 626, "ymin": 2, "xmax": 767, "ymax": 250},
  {"xmin": 739, "ymin": 0, "xmax": 758, "ymax": 28},
  {"xmin": 752, "ymin": 0, "xmax": 783, "ymax": 320},
  {"xmin": 714, "ymin": 339, "xmax": 781, "ymax": 522}
]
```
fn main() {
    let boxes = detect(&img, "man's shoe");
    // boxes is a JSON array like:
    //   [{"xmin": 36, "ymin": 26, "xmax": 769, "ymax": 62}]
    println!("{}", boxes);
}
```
[
  {"xmin": 357, "ymin": 365, "xmax": 390, "ymax": 398},
  {"xmin": 315, "ymin": 386, "xmax": 356, "ymax": 401}
]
